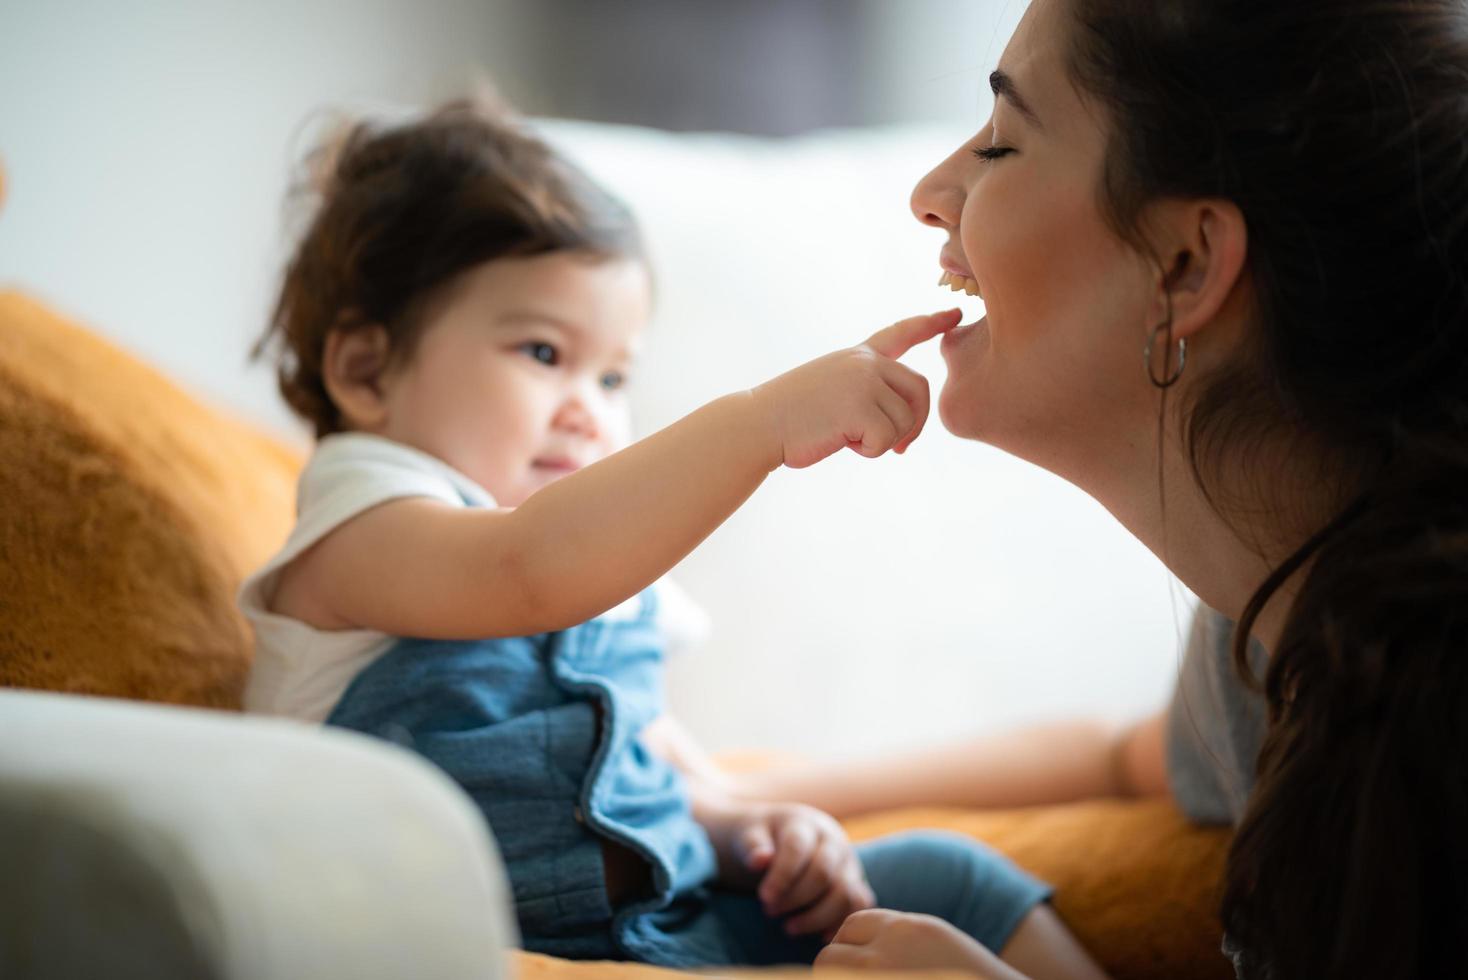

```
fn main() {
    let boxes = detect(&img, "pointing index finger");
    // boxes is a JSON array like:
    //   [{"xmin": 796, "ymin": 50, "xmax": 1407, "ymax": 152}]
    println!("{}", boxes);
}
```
[{"xmin": 864, "ymin": 308, "xmax": 962, "ymax": 359}]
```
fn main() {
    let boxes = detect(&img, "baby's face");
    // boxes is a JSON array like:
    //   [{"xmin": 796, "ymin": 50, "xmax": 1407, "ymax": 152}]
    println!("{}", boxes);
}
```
[{"xmin": 376, "ymin": 251, "xmax": 650, "ymax": 506}]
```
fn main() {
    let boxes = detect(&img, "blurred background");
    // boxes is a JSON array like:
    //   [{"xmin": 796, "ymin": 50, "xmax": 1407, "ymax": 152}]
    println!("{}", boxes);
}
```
[
  {"xmin": 1, "ymin": 0, "xmax": 1020, "ymax": 438},
  {"xmin": 0, "ymin": 0, "xmax": 1194, "ymax": 760}
]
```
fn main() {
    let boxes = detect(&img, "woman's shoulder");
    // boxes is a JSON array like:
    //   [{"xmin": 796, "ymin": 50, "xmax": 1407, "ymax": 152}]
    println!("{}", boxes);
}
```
[{"xmin": 1164, "ymin": 604, "xmax": 1269, "ymax": 826}]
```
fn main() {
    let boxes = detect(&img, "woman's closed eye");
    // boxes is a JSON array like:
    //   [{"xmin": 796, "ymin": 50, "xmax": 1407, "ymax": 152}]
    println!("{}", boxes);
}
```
[
  {"xmin": 519, "ymin": 341, "xmax": 560, "ymax": 366},
  {"xmin": 972, "ymin": 145, "xmax": 1015, "ymax": 162}
]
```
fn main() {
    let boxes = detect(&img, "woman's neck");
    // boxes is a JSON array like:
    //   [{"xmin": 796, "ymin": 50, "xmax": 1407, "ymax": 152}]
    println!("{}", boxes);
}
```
[{"xmin": 1089, "ymin": 429, "xmax": 1329, "ymax": 658}]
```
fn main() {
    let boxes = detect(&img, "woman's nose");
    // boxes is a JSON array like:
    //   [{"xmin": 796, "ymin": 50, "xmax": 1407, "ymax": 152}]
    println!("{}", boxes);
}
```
[{"xmin": 910, "ymin": 151, "xmax": 966, "ymax": 231}]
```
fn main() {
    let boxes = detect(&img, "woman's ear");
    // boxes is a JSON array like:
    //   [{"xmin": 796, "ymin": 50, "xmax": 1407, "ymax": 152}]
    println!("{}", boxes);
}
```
[
  {"xmin": 1144, "ymin": 199, "xmax": 1249, "ymax": 343},
  {"xmin": 322, "ymin": 325, "xmax": 393, "ymax": 431}
]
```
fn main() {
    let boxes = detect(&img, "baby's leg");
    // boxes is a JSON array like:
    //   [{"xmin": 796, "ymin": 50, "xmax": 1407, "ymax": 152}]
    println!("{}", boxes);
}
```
[{"xmin": 856, "ymin": 831, "xmax": 1108, "ymax": 980}]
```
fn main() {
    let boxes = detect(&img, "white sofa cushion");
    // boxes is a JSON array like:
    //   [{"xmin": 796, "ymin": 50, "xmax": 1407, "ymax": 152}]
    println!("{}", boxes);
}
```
[{"xmin": 0, "ymin": 689, "xmax": 516, "ymax": 980}]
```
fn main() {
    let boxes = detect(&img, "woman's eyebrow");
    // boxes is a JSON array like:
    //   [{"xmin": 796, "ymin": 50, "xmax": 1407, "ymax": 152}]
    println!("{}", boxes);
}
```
[{"xmin": 990, "ymin": 70, "xmax": 1043, "ymax": 129}]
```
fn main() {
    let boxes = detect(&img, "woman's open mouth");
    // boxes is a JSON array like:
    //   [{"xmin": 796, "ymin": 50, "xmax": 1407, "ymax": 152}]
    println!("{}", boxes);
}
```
[
  {"xmin": 941, "ymin": 314, "xmax": 988, "ymax": 354},
  {"xmin": 938, "ymin": 270, "xmax": 982, "ymax": 297}
]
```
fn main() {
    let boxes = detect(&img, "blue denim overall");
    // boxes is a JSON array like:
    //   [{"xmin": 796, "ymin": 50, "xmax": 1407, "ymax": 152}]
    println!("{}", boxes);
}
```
[
  {"xmin": 326, "ymin": 588, "xmax": 774, "ymax": 962},
  {"xmin": 325, "ymin": 586, "xmax": 1053, "ymax": 966}
]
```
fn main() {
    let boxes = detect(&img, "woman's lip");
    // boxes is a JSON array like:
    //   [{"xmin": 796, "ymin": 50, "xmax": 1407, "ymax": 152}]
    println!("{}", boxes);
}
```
[
  {"xmin": 940, "ymin": 316, "xmax": 986, "ymax": 353},
  {"xmin": 939, "ymin": 255, "xmax": 976, "ymax": 279}
]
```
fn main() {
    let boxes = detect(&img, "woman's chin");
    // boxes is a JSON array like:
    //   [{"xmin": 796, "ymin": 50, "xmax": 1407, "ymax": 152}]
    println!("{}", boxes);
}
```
[
  {"xmin": 937, "ymin": 383, "xmax": 984, "ymax": 440},
  {"xmin": 937, "ymin": 319, "xmax": 992, "ymax": 439}
]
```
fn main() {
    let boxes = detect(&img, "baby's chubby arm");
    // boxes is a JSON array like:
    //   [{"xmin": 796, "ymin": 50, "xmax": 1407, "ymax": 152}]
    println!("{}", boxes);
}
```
[{"xmin": 285, "ymin": 310, "xmax": 960, "ymax": 640}]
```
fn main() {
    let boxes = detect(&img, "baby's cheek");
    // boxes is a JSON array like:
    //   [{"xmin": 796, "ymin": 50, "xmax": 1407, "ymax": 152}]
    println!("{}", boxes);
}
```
[{"xmin": 605, "ymin": 410, "xmax": 635, "ymax": 454}]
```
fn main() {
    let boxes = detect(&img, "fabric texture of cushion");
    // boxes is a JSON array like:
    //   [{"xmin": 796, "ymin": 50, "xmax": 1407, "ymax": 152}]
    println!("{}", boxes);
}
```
[
  {"xmin": 846, "ymin": 802, "xmax": 1232, "ymax": 979},
  {"xmin": 1, "ymin": 687, "xmax": 518, "ymax": 980},
  {"xmin": 0, "ymin": 290, "xmax": 300, "ymax": 707}
]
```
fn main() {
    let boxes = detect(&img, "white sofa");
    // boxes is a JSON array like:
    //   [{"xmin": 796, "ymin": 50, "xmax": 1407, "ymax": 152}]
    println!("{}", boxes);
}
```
[{"xmin": 0, "ymin": 688, "xmax": 517, "ymax": 980}]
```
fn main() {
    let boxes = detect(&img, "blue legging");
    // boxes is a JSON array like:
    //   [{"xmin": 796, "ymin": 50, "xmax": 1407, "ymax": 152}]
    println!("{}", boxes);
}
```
[{"xmin": 702, "ymin": 830, "xmax": 1052, "ymax": 965}]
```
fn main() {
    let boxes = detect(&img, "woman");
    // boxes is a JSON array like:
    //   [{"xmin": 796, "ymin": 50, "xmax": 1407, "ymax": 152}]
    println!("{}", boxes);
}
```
[{"xmin": 791, "ymin": 0, "xmax": 1468, "ymax": 976}]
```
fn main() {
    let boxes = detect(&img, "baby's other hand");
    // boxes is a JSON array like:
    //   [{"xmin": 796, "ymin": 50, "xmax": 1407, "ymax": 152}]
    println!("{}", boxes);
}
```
[
  {"xmin": 816, "ymin": 910, "xmax": 1000, "ymax": 974},
  {"xmin": 752, "ymin": 309, "xmax": 961, "ymax": 469},
  {"xmin": 734, "ymin": 801, "xmax": 875, "ymax": 940}
]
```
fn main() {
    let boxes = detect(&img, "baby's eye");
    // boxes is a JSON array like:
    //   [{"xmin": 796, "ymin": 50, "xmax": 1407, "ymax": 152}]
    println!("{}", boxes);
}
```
[
  {"xmin": 600, "ymin": 370, "xmax": 627, "ymax": 392},
  {"xmin": 519, "ymin": 341, "xmax": 559, "ymax": 366}
]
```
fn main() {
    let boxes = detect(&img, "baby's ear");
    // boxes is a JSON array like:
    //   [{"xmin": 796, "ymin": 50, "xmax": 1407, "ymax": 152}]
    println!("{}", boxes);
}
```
[{"xmin": 322, "ymin": 325, "xmax": 393, "ymax": 431}]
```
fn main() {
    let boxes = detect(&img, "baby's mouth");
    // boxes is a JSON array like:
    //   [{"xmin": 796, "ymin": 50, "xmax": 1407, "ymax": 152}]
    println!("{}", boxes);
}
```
[
  {"xmin": 938, "ymin": 271, "xmax": 982, "ymax": 297},
  {"xmin": 532, "ymin": 457, "xmax": 582, "ymax": 475}
]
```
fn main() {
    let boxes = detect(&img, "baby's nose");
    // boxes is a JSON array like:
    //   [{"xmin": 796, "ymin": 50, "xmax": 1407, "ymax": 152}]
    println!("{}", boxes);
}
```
[{"xmin": 552, "ymin": 392, "xmax": 601, "ymax": 438}]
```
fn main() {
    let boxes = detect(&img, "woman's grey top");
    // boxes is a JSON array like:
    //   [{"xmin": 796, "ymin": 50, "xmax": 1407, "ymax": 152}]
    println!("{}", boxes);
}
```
[
  {"xmin": 1165, "ymin": 604, "xmax": 1272, "ymax": 978},
  {"xmin": 1165, "ymin": 604, "xmax": 1270, "ymax": 826}
]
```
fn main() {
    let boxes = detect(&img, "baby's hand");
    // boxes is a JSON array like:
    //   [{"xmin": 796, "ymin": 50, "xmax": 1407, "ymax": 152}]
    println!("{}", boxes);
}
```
[
  {"xmin": 734, "ymin": 802, "xmax": 875, "ymax": 940},
  {"xmin": 752, "ymin": 309, "xmax": 961, "ymax": 469},
  {"xmin": 815, "ymin": 910, "xmax": 998, "ymax": 973}
]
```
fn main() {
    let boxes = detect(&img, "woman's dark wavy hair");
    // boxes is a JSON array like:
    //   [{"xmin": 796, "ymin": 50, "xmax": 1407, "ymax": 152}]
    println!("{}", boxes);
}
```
[
  {"xmin": 1064, "ymin": 0, "xmax": 1468, "ymax": 976},
  {"xmin": 254, "ymin": 98, "xmax": 644, "ymax": 437}
]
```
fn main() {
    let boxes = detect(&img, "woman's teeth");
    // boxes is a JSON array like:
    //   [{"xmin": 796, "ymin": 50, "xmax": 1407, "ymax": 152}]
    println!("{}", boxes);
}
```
[{"xmin": 938, "ymin": 271, "xmax": 981, "ymax": 297}]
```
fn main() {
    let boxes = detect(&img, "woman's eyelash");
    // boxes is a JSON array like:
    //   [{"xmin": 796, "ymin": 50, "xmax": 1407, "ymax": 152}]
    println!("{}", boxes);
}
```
[{"xmin": 972, "ymin": 145, "xmax": 1014, "ymax": 161}]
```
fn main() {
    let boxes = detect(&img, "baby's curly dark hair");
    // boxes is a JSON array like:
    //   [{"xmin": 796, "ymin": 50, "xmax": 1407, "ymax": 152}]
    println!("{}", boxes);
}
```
[{"xmin": 254, "ymin": 98, "xmax": 644, "ymax": 437}]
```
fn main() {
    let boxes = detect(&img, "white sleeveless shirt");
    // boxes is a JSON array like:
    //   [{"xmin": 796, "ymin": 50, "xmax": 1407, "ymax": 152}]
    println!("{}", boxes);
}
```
[{"xmin": 238, "ymin": 433, "xmax": 708, "ymax": 722}]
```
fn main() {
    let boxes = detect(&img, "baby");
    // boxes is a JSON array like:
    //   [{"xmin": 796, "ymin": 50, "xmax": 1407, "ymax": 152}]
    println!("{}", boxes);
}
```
[{"xmin": 241, "ymin": 99, "xmax": 1052, "ymax": 968}]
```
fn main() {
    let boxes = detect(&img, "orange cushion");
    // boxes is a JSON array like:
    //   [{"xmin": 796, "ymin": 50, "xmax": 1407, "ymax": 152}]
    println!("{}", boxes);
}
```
[
  {"xmin": 515, "ymin": 953, "xmax": 976, "ymax": 979},
  {"xmin": 0, "ymin": 289, "xmax": 301, "ymax": 706},
  {"xmin": 846, "ymin": 802, "xmax": 1232, "ymax": 980}
]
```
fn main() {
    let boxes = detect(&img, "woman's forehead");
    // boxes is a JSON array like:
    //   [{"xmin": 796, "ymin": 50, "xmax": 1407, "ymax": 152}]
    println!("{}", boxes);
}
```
[
  {"xmin": 996, "ymin": 0, "xmax": 1101, "ymax": 138},
  {"xmin": 997, "ymin": 0, "xmax": 1062, "ymax": 111}
]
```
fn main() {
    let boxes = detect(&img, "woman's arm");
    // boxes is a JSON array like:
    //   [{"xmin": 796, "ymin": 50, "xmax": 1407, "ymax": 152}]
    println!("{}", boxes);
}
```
[
  {"xmin": 731, "ymin": 712, "xmax": 1170, "ymax": 818},
  {"xmin": 641, "ymin": 714, "xmax": 739, "ymax": 795},
  {"xmin": 282, "ymin": 313, "xmax": 956, "ymax": 639}
]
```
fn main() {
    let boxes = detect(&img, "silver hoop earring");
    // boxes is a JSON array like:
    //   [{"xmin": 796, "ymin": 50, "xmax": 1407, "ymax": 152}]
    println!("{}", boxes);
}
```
[{"xmin": 1144, "ymin": 321, "xmax": 1187, "ymax": 389}]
